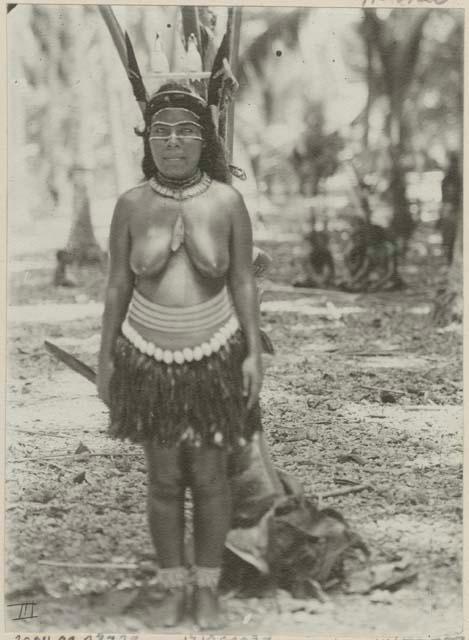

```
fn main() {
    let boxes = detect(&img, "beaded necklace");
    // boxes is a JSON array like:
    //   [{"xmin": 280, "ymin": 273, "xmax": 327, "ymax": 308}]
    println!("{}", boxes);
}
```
[{"xmin": 149, "ymin": 170, "xmax": 212, "ymax": 201}]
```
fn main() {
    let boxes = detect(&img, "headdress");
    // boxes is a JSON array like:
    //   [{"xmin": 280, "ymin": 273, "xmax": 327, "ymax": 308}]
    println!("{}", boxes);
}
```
[
  {"xmin": 120, "ymin": 15, "xmax": 245, "ymax": 181},
  {"xmin": 124, "ymin": 28, "xmax": 238, "ymax": 135}
]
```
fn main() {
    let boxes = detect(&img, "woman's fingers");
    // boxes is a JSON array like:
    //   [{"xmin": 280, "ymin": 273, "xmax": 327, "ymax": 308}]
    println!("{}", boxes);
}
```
[
  {"xmin": 247, "ymin": 374, "xmax": 261, "ymax": 410},
  {"xmin": 242, "ymin": 356, "xmax": 263, "ymax": 409},
  {"xmin": 242, "ymin": 366, "xmax": 250, "ymax": 398}
]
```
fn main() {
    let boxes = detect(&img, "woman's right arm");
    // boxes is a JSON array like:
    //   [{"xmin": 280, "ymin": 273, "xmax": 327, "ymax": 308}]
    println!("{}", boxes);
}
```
[{"xmin": 97, "ymin": 197, "xmax": 134, "ymax": 406}]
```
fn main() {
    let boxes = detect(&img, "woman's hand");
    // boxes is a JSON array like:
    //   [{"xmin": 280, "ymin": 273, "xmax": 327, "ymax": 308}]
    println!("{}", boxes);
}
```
[
  {"xmin": 242, "ymin": 353, "xmax": 263, "ymax": 410},
  {"xmin": 97, "ymin": 359, "xmax": 114, "ymax": 407}
]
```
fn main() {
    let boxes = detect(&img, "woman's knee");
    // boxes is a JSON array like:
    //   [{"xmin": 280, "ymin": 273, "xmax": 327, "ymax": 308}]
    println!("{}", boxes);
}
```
[
  {"xmin": 189, "ymin": 447, "xmax": 230, "ymax": 499},
  {"xmin": 145, "ymin": 444, "xmax": 185, "ymax": 499}
]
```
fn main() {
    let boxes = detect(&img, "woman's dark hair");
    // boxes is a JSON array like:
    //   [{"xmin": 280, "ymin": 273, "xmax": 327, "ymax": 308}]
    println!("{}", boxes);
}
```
[{"xmin": 136, "ymin": 83, "xmax": 231, "ymax": 184}]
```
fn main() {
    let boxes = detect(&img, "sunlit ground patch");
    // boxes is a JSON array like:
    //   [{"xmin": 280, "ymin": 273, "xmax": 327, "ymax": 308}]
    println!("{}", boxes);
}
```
[
  {"xmin": 262, "ymin": 299, "xmax": 365, "ymax": 316},
  {"xmin": 347, "ymin": 355, "xmax": 430, "ymax": 369},
  {"xmin": 343, "ymin": 402, "xmax": 462, "ymax": 436},
  {"xmin": 9, "ymin": 302, "xmax": 103, "ymax": 324}
]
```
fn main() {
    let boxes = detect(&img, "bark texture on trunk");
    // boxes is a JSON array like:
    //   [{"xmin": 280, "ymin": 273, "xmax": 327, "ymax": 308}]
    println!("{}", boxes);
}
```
[
  {"xmin": 58, "ymin": 6, "xmax": 104, "ymax": 278},
  {"xmin": 66, "ymin": 170, "xmax": 104, "ymax": 266},
  {"xmin": 432, "ymin": 179, "xmax": 463, "ymax": 326},
  {"xmin": 432, "ymin": 12, "xmax": 463, "ymax": 327}
]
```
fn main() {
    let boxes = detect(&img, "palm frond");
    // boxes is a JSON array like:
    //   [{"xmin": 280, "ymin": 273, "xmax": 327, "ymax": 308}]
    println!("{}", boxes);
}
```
[{"xmin": 125, "ymin": 31, "xmax": 148, "ymax": 105}]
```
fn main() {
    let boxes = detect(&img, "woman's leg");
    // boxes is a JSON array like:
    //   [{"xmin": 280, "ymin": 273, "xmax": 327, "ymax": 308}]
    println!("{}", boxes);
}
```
[
  {"xmin": 145, "ymin": 442, "xmax": 186, "ymax": 565},
  {"xmin": 189, "ymin": 446, "xmax": 232, "ymax": 565},
  {"xmin": 188, "ymin": 445, "xmax": 232, "ymax": 628},
  {"xmin": 144, "ymin": 441, "xmax": 187, "ymax": 626}
]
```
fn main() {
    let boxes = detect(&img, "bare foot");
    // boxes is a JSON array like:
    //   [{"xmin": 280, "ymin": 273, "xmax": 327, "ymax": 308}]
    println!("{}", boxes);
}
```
[
  {"xmin": 155, "ymin": 587, "xmax": 186, "ymax": 627},
  {"xmin": 193, "ymin": 586, "xmax": 225, "ymax": 630}
]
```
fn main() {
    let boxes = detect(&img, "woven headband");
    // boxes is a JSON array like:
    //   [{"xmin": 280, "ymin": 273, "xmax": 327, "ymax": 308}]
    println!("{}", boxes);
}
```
[{"xmin": 147, "ymin": 91, "xmax": 208, "ymax": 121}]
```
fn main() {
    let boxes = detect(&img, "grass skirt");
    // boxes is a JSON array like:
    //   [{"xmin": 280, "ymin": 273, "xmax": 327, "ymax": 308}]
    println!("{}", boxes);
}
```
[{"xmin": 109, "ymin": 330, "xmax": 262, "ymax": 448}]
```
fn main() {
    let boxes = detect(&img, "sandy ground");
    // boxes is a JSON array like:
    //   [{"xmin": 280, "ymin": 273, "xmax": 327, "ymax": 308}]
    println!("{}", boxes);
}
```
[{"xmin": 5, "ymin": 211, "xmax": 464, "ymax": 636}]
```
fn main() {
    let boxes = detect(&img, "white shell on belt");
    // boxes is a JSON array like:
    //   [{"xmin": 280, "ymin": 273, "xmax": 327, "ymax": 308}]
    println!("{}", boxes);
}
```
[{"xmin": 121, "ymin": 316, "xmax": 238, "ymax": 364}]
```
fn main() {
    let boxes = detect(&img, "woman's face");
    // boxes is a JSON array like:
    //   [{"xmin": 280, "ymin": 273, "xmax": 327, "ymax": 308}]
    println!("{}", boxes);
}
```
[{"xmin": 149, "ymin": 108, "xmax": 204, "ymax": 180}]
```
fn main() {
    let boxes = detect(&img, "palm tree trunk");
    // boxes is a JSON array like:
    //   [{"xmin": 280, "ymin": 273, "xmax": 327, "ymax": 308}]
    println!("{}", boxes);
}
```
[
  {"xmin": 363, "ymin": 37, "xmax": 373, "ymax": 149},
  {"xmin": 46, "ymin": 9, "xmax": 69, "ymax": 210},
  {"xmin": 8, "ymin": 7, "xmax": 30, "ymax": 227},
  {"xmin": 226, "ymin": 7, "xmax": 242, "ymax": 162},
  {"xmin": 388, "ymin": 93, "xmax": 414, "ymax": 241},
  {"xmin": 362, "ymin": 10, "xmax": 430, "ymax": 244},
  {"xmin": 64, "ymin": 6, "xmax": 103, "ymax": 266},
  {"xmin": 432, "ymin": 197, "xmax": 462, "ymax": 325},
  {"xmin": 433, "ymin": 15, "xmax": 463, "ymax": 326},
  {"xmin": 101, "ymin": 35, "xmax": 135, "ymax": 195}
]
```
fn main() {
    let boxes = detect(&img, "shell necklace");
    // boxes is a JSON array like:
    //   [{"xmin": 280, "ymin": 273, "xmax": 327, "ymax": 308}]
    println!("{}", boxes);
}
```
[
  {"xmin": 149, "ymin": 170, "xmax": 212, "ymax": 201},
  {"xmin": 149, "ymin": 170, "xmax": 212, "ymax": 252}
]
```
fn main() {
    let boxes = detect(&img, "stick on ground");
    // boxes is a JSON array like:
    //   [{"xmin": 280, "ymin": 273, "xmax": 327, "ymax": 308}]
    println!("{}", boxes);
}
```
[
  {"xmin": 314, "ymin": 483, "xmax": 371, "ymax": 499},
  {"xmin": 10, "ymin": 451, "xmax": 143, "ymax": 464},
  {"xmin": 38, "ymin": 560, "xmax": 138, "ymax": 570}
]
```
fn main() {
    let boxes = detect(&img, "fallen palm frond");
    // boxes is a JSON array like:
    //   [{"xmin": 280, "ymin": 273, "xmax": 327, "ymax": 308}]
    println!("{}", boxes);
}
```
[{"xmin": 222, "ymin": 494, "xmax": 369, "ymax": 598}]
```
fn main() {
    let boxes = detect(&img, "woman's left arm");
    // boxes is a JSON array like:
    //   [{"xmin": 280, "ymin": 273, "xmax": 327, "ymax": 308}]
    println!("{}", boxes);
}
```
[{"xmin": 227, "ymin": 190, "xmax": 263, "ymax": 409}]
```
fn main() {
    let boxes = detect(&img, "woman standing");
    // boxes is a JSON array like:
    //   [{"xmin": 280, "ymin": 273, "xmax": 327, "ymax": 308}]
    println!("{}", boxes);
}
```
[{"xmin": 97, "ymin": 83, "xmax": 264, "ymax": 629}]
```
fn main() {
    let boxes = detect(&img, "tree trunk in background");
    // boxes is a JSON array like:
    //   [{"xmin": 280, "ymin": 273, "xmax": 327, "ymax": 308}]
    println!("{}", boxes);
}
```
[
  {"xmin": 65, "ymin": 169, "xmax": 103, "ymax": 266},
  {"xmin": 432, "ymin": 195, "xmax": 462, "ymax": 326},
  {"xmin": 363, "ymin": 32, "xmax": 373, "ymax": 150},
  {"xmin": 63, "ymin": 6, "xmax": 104, "ymax": 267},
  {"xmin": 362, "ymin": 9, "xmax": 430, "ymax": 244},
  {"xmin": 226, "ymin": 7, "xmax": 242, "ymax": 162},
  {"xmin": 388, "ymin": 98, "xmax": 414, "ymax": 242},
  {"xmin": 26, "ymin": 7, "xmax": 71, "ymax": 217},
  {"xmin": 7, "ymin": 7, "xmax": 31, "ymax": 228},
  {"xmin": 387, "ymin": 90, "xmax": 412, "ymax": 240},
  {"xmin": 101, "ymin": 34, "xmax": 135, "ymax": 195},
  {"xmin": 432, "ymin": 14, "xmax": 463, "ymax": 326},
  {"xmin": 46, "ymin": 9, "xmax": 70, "ymax": 211},
  {"xmin": 388, "ymin": 158, "xmax": 413, "ymax": 241}
]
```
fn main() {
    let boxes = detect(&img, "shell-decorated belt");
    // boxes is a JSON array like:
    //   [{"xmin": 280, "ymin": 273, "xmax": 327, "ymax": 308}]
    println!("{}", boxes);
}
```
[{"xmin": 121, "ymin": 316, "xmax": 240, "ymax": 365}]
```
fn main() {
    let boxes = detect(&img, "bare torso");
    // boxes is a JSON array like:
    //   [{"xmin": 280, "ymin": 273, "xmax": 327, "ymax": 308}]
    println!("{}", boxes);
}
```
[{"xmin": 125, "ymin": 180, "xmax": 234, "ymax": 349}]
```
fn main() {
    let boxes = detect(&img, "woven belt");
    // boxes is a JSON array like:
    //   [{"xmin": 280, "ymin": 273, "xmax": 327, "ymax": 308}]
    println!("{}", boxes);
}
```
[{"xmin": 127, "ymin": 287, "xmax": 233, "ymax": 333}]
